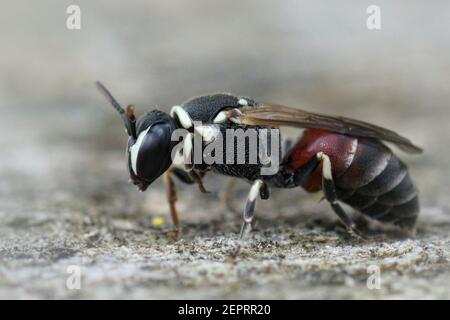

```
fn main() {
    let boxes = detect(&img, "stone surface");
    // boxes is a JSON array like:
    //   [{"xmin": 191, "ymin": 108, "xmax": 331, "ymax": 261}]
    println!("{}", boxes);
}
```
[{"xmin": 0, "ymin": 1, "xmax": 449, "ymax": 299}]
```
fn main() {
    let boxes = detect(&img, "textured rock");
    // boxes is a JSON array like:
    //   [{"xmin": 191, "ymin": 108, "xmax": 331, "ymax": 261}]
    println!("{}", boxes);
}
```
[{"xmin": 0, "ymin": 0, "xmax": 449, "ymax": 299}]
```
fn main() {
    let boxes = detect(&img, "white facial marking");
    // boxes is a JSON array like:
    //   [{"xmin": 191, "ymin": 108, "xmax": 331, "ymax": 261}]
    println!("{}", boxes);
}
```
[
  {"xmin": 129, "ymin": 126, "xmax": 151, "ymax": 175},
  {"xmin": 238, "ymin": 98, "xmax": 248, "ymax": 106},
  {"xmin": 170, "ymin": 106, "xmax": 193, "ymax": 129}
]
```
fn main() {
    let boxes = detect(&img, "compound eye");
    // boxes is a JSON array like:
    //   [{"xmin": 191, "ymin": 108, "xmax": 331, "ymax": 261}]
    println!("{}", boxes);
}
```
[{"xmin": 129, "ymin": 122, "xmax": 175, "ymax": 187}]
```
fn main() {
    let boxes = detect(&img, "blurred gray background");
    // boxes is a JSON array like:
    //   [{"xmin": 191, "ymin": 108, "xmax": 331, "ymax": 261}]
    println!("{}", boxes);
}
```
[{"xmin": 0, "ymin": 0, "xmax": 449, "ymax": 299}]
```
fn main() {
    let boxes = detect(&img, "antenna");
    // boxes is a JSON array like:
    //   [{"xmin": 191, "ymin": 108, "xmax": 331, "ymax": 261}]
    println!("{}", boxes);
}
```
[{"xmin": 95, "ymin": 81, "xmax": 137, "ymax": 139}]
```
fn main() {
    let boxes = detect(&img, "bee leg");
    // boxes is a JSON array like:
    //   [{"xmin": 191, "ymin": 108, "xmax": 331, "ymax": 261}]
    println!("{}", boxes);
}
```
[
  {"xmin": 189, "ymin": 170, "xmax": 209, "ymax": 193},
  {"xmin": 317, "ymin": 152, "xmax": 382, "ymax": 241},
  {"xmin": 171, "ymin": 167, "xmax": 195, "ymax": 185},
  {"xmin": 163, "ymin": 167, "xmax": 181, "ymax": 234},
  {"xmin": 292, "ymin": 155, "xmax": 321, "ymax": 186},
  {"xmin": 165, "ymin": 168, "xmax": 210, "ymax": 233},
  {"xmin": 266, "ymin": 144, "xmax": 320, "ymax": 188},
  {"xmin": 227, "ymin": 180, "xmax": 266, "ymax": 261}
]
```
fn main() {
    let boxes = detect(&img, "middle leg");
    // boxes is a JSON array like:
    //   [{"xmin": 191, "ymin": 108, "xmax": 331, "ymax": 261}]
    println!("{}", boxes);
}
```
[{"xmin": 228, "ymin": 179, "xmax": 268, "ymax": 261}]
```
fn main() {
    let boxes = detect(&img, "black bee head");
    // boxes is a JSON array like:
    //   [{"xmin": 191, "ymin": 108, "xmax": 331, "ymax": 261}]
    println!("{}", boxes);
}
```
[
  {"xmin": 96, "ymin": 82, "xmax": 179, "ymax": 191},
  {"xmin": 127, "ymin": 111, "xmax": 178, "ymax": 191}
]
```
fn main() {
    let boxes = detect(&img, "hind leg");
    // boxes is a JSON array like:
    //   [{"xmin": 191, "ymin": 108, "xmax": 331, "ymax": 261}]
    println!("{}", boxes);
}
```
[{"xmin": 316, "ymin": 152, "xmax": 384, "ymax": 240}]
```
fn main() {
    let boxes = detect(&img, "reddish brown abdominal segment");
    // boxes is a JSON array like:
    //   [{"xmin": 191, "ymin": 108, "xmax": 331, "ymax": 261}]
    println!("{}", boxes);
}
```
[
  {"xmin": 283, "ymin": 128, "xmax": 419, "ymax": 229},
  {"xmin": 285, "ymin": 129, "xmax": 358, "ymax": 192}
]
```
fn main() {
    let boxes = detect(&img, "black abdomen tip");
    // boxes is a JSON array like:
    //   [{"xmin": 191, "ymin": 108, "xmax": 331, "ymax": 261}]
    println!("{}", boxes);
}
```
[{"xmin": 339, "ymin": 141, "xmax": 419, "ymax": 230}]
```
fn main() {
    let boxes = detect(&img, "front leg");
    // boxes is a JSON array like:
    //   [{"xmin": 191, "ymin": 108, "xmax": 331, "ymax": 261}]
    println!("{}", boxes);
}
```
[
  {"xmin": 163, "ymin": 166, "xmax": 209, "ymax": 234},
  {"xmin": 163, "ymin": 167, "xmax": 180, "ymax": 232}
]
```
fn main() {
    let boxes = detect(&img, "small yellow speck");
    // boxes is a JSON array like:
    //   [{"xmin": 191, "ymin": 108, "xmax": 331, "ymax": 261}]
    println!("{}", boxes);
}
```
[{"xmin": 151, "ymin": 216, "xmax": 165, "ymax": 227}]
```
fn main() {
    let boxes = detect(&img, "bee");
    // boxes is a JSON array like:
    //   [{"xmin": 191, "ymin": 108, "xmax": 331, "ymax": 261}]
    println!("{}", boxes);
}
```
[{"xmin": 96, "ymin": 82, "xmax": 422, "ymax": 258}]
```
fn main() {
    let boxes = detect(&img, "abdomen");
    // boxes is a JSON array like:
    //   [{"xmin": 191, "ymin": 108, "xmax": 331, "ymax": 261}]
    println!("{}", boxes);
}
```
[{"xmin": 285, "ymin": 129, "xmax": 419, "ymax": 229}]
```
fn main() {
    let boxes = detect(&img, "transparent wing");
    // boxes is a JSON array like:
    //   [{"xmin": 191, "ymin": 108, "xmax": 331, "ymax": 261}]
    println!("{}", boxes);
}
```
[{"xmin": 233, "ymin": 104, "xmax": 422, "ymax": 154}]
